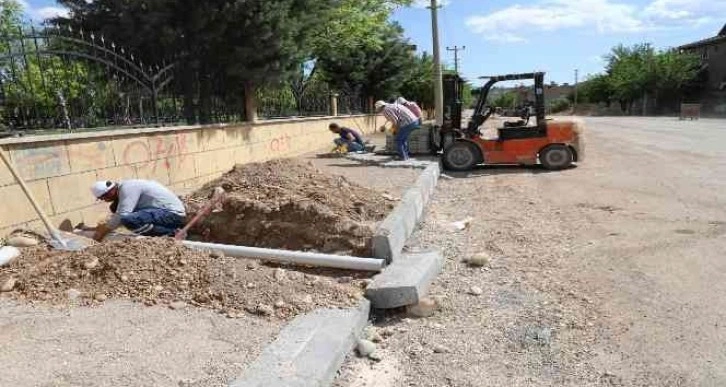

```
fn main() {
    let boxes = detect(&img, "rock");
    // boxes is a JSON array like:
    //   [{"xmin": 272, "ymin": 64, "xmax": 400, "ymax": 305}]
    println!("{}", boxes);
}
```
[
  {"xmin": 380, "ymin": 328, "xmax": 394, "ymax": 338},
  {"xmin": 67, "ymin": 288, "xmax": 82, "ymax": 300},
  {"xmin": 288, "ymin": 271, "xmax": 304, "ymax": 281},
  {"xmin": 468, "ymin": 286, "xmax": 483, "ymax": 296},
  {"xmin": 433, "ymin": 344, "xmax": 450, "ymax": 354},
  {"xmin": 6, "ymin": 235, "xmax": 39, "ymax": 248},
  {"xmin": 382, "ymin": 193, "xmax": 396, "ymax": 201},
  {"xmin": 337, "ymin": 276, "xmax": 353, "ymax": 284},
  {"xmin": 153, "ymin": 285, "xmax": 164, "ymax": 292},
  {"xmin": 83, "ymin": 258, "xmax": 100, "ymax": 270},
  {"xmin": 94, "ymin": 293, "xmax": 107, "ymax": 302},
  {"xmin": 210, "ymin": 250, "xmax": 224, "ymax": 259},
  {"xmin": 274, "ymin": 300, "xmax": 286, "ymax": 309},
  {"xmin": 356, "ymin": 339, "xmax": 376, "ymax": 357},
  {"xmin": 255, "ymin": 303, "xmax": 274, "ymax": 316},
  {"xmin": 407, "ymin": 298, "xmax": 437, "ymax": 318},
  {"xmin": 366, "ymin": 327, "xmax": 383, "ymax": 343},
  {"xmin": 273, "ymin": 268, "xmax": 287, "ymax": 282},
  {"xmin": 246, "ymin": 260, "xmax": 260, "ymax": 270},
  {"xmin": 466, "ymin": 253, "xmax": 490, "ymax": 267},
  {"xmin": 194, "ymin": 294, "xmax": 211, "ymax": 304},
  {"xmin": 246, "ymin": 282, "xmax": 257, "ymax": 289},
  {"xmin": 0, "ymin": 277, "xmax": 17, "ymax": 292},
  {"xmin": 0, "ymin": 246, "xmax": 20, "ymax": 267},
  {"xmin": 368, "ymin": 351, "xmax": 383, "ymax": 362},
  {"xmin": 357, "ymin": 279, "xmax": 373, "ymax": 289},
  {"xmin": 169, "ymin": 301, "xmax": 187, "ymax": 310},
  {"xmin": 120, "ymin": 275, "xmax": 129, "ymax": 282}
]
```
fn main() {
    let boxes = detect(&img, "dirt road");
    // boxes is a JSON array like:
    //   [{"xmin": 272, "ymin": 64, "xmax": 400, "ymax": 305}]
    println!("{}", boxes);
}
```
[{"xmin": 336, "ymin": 117, "xmax": 726, "ymax": 387}]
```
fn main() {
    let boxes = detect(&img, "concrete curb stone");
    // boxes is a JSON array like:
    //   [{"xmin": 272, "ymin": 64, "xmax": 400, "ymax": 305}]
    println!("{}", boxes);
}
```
[
  {"xmin": 365, "ymin": 249, "xmax": 445, "ymax": 309},
  {"xmin": 229, "ymin": 300, "xmax": 371, "ymax": 387},
  {"xmin": 372, "ymin": 163, "xmax": 440, "ymax": 263}
]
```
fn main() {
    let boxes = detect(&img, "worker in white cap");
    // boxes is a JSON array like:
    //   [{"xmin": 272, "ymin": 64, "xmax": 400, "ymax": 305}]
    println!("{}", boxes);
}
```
[
  {"xmin": 90, "ymin": 179, "xmax": 186, "ymax": 242},
  {"xmin": 375, "ymin": 100, "xmax": 419, "ymax": 160}
]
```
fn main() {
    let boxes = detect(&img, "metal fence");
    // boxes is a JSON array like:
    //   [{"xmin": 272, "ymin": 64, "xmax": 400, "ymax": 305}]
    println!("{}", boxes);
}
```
[{"xmin": 0, "ymin": 26, "xmax": 367, "ymax": 134}]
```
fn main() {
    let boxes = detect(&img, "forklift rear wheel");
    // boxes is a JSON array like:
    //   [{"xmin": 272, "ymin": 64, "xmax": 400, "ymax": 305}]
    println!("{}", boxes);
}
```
[
  {"xmin": 540, "ymin": 145, "xmax": 573, "ymax": 170},
  {"xmin": 443, "ymin": 142, "xmax": 480, "ymax": 171}
]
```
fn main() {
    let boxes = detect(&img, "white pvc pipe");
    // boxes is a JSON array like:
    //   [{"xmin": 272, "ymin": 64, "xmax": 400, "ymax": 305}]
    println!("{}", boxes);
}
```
[{"xmin": 182, "ymin": 240, "xmax": 385, "ymax": 272}]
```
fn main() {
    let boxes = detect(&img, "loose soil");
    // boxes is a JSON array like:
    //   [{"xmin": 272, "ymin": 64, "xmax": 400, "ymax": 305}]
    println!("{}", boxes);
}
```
[
  {"xmin": 185, "ymin": 159, "xmax": 395, "ymax": 256},
  {"xmin": 0, "ymin": 238, "xmax": 366, "ymax": 320}
]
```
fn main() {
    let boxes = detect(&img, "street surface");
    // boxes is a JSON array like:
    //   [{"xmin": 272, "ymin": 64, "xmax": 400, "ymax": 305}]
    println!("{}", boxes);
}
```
[{"xmin": 337, "ymin": 117, "xmax": 726, "ymax": 387}]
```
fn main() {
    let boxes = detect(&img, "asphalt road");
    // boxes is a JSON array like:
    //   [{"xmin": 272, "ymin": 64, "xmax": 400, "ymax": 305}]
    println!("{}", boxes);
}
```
[{"xmin": 336, "ymin": 116, "xmax": 726, "ymax": 387}]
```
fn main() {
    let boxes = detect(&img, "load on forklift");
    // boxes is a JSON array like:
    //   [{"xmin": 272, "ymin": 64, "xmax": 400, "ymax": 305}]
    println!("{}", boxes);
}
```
[{"xmin": 433, "ymin": 72, "xmax": 584, "ymax": 171}]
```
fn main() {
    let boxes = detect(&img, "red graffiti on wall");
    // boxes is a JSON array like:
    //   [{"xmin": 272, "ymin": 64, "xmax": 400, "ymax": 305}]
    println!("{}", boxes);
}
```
[
  {"xmin": 269, "ymin": 134, "xmax": 291, "ymax": 154},
  {"xmin": 122, "ymin": 132, "xmax": 190, "ymax": 172}
]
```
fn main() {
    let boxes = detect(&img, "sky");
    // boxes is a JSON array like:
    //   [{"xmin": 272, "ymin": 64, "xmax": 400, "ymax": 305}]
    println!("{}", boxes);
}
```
[
  {"xmin": 15, "ymin": 0, "xmax": 726, "ymax": 86},
  {"xmin": 395, "ymin": 0, "xmax": 726, "ymax": 85}
]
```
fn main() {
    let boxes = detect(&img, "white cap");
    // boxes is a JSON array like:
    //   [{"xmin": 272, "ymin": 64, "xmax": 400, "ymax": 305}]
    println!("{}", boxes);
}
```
[
  {"xmin": 374, "ymin": 100, "xmax": 386, "ymax": 110},
  {"xmin": 91, "ymin": 180, "xmax": 116, "ymax": 198},
  {"xmin": 396, "ymin": 97, "xmax": 408, "ymax": 104}
]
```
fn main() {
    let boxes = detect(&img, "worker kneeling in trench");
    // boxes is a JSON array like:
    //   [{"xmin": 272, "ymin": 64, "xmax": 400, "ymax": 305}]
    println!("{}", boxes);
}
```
[{"xmin": 90, "ymin": 179, "xmax": 187, "ymax": 242}]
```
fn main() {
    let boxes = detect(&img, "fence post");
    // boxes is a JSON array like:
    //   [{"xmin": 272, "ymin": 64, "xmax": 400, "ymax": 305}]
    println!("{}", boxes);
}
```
[
  {"xmin": 330, "ymin": 93, "xmax": 339, "ymax": 116},
  {"xmin": 244, "ymin": 81, "xmax": 258, "ymax": 122}
]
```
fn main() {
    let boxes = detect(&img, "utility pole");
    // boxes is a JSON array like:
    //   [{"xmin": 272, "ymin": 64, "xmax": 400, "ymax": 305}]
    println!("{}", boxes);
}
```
[
  {"xmin": 446, "ymin": 45, "xmax": 465, "ymax": 74},
  {"xmin": 574, "ymin": 69, "xmax": 579, "ymax": 113},
  {"xmin": 428, "ymin": 0, "xmax": 444, "ymax": 127}
]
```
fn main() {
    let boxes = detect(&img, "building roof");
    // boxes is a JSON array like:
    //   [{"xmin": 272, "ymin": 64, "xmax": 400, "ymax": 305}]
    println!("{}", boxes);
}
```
[{"xmin": 679, "ymin": 23, "xmax": 726, "ymax": 50}]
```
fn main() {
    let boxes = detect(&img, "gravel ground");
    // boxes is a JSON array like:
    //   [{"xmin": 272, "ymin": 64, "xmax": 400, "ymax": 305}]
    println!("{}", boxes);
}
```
[
  {"xmin": 0, "ymin": 148, "xmax": 424, "ymax": 387},
  {"xmin": 335, "ymin": 117, "xmax": 726, "ymax": 387},
  {"xmin": 0, "ymin": 299, "xmax": 282, "ymax": 387}
]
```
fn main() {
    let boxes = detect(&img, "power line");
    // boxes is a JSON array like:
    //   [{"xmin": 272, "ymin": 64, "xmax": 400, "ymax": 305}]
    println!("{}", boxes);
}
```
[{"xmin": 446, "ymin": 45, "xmax": 465, "ymax": 74}]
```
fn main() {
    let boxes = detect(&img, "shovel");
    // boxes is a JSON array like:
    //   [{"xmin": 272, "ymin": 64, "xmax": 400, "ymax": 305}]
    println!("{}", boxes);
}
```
[{"xmin": 0, "ymin": 148, "xmax": 88, "ymax": 251}]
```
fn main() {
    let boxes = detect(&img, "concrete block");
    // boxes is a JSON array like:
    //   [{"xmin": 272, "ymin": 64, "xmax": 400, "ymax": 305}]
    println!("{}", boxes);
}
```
[
  {"xmin": 194, "ymin": 151, "xmax": 216, "ymax": 177},
  {"xmin": 66, "ymin": 139, "xmax": 116, "ymax": 173},
  {"xmin": 47, "ymin": 171, "xmax": 98, "ymax": 214},
  {"xmin": 167, "ymin": 155, "xmax": 197, "ymax": 184},
  {"xmin": 0, "ymin": 157, "xmax": 14, "ymax": 187},
  {"xmin": 0, "ymin": 181, "xmax": 54, "ymax": 228},
  {"xmin": 10, "ymin": 143, "xmax": 71, "ymax": 180},
  {"xmin": 96, "ymin": 164, "xmax": 137, "ymax": 182},
  {"xmin": 372, "ymin": 165, "xmax": 440, "ymax": 263},
  {"xmin": 200, "ymin": 128, "xmax": 228, "ymax": 151},
  {"xmin": 365, "ymin": 250, "xmax": 444, "ymax": 309},
  {"xmin": 230, "ymin": 300, "xmax": 370, "ymax": 387},
  {"xmin": 112, "ymin": 137, "xmax": 151, "ymax": 165},
  {"xmin": 134, "ymin": 161, "xmax": 171, "ymax": 185}
]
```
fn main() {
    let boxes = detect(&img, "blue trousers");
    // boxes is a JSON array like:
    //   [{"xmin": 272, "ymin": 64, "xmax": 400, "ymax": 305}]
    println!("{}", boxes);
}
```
[
  {"xmin": 334, "ymin": 138, "xmax": 364, "ymax": 152},
  {"xmin": 120, "ymin": 208, "xmax": 185, "ymax": 237},
  {"xmin": 395, "ymin": 121, "xmax": 419, "ymax": 159}
]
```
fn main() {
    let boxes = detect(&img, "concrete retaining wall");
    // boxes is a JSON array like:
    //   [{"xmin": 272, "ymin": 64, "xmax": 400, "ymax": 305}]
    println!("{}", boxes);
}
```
[{"xmin": 0, "ymin": 115, "xmax": 379, "ymax": 235}]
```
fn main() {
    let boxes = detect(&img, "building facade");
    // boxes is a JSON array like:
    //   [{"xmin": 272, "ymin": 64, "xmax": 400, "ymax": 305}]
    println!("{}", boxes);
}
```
[{"xmin": 679, "ymin": 24, "xmax": 726, "ymax": 114}]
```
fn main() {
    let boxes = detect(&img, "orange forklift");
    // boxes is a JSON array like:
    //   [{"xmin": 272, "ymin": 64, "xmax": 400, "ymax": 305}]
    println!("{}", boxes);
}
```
[{"xmin": 436, "ymin": 72, "xmax": 584, "ymax": 171}]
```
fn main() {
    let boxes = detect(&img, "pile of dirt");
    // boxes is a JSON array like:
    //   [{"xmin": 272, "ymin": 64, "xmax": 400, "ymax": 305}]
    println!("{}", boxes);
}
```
[
  {"xmin": 0, "ymin": 238, "xmax": 366, "ymax": 319},
  {"xmin": 184, "ymin": 159, "xmax": 395, "ymax": 256}
]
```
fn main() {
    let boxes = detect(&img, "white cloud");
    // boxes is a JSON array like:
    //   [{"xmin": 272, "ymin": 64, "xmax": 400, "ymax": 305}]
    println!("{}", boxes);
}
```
[
  {"xmin": 466, "ymin": 0, "xmax": 726, "ymax": 44},
  {"xmin": 34, "ymin": 6, "xmax": 69, "ymax": 19},
  {"xmin": 466, "ymin": 0, "xmax": 643, "ymax": 43},
  {"xmin": 14, "ymin": 0, "xmax": 69, "ymax": 21}
]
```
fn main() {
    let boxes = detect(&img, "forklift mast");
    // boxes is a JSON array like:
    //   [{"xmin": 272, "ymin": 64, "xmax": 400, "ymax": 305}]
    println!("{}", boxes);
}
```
[
  {"xmin": 466, "ymin": 72, "xmax": 546, "ymax": 133},
  {"xmin": 442, "ymin": 73, "xmax": 465, "ymax": 131}
]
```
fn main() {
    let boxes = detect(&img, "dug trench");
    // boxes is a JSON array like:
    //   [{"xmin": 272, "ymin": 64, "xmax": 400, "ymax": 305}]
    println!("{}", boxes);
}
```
[
  {"xmin": 184, "ymin": 159, "xmax": 395, "ymax": 257},
  {"xmin": 0, "ymin": 158, "xmax": 397, "ymax": 320}
]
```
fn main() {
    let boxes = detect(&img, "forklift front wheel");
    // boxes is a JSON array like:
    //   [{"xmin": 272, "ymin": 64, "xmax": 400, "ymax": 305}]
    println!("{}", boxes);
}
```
[
  {"xmin": 443, "ymin": 141, "xmax": 481, "ymax": 171},
  {"xmin": 539, "ymin": 144, "xmax": 573, "ymax": 170}
]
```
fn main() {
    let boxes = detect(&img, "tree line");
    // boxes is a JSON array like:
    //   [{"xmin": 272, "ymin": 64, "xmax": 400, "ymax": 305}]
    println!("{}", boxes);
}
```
[
  {"xmin": 1, "ymin": 0, "xmax": 471, "ymax": 127},
  {"xmin": 578, "ymin": 43, "xmax": 699, "ymax": 114}
]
